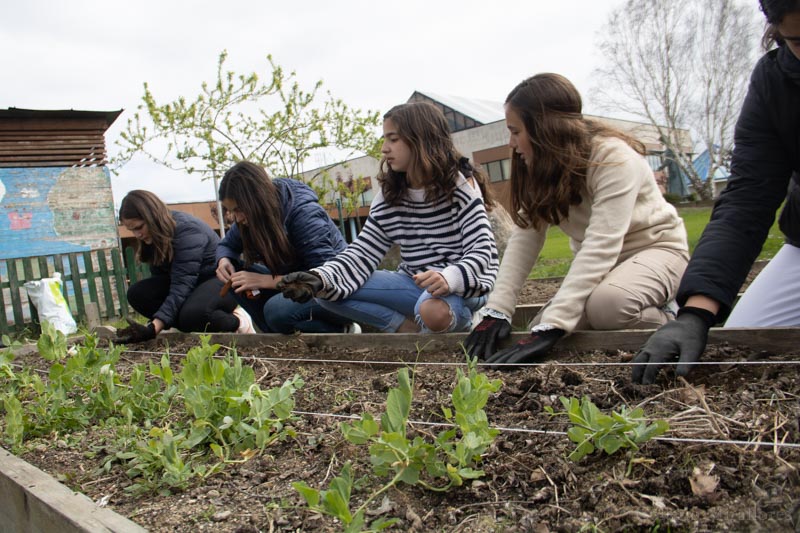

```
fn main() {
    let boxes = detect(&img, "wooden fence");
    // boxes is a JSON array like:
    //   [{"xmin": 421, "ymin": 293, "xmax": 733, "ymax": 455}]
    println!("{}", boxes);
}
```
[{"xmin": 0, "ymin": 247, "xmax": 150, "ymax": 335}]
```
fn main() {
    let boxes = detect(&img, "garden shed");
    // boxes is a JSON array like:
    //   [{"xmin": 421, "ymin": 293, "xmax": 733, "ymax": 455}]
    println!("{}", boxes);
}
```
[{"xmin": 0, "ymin": 108, "xmax": 129, "ymax": 334}]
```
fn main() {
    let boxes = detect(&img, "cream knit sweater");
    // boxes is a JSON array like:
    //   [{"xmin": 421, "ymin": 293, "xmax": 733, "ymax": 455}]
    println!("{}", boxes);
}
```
[{"xmin": 486, "ymin": 137, "xmax": 689, "ymax": 333}]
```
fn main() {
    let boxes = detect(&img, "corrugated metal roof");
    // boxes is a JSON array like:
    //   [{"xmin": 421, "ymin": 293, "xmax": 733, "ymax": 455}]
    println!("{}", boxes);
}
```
[
  {"xmin": 692, "ymin": 148, "xmax": 730, "ymax": 183},
  {"xmin": 0, "ymin": 107, "xmax": 122, "ymax": 126},
  {"xmin": 413, "ymin": 90, "xmax": 505, "ymax": 124}
]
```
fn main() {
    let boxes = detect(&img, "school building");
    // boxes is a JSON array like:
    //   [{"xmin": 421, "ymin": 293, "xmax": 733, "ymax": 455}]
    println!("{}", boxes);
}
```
[{"xmin": 299, "ymin": 90, "xmax": 694, "ymax": 242}]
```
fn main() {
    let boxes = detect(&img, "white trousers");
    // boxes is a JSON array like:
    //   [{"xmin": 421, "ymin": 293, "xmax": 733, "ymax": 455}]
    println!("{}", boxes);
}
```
[{"xmin": 725, "ymin": 243, "xmax": 800, "ymax": 327}]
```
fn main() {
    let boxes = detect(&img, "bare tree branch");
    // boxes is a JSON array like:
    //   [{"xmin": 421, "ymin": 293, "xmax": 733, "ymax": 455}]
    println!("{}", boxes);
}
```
[{"xmin": 592, "ymin": 0, "xmax": 758, "ymax": 200}]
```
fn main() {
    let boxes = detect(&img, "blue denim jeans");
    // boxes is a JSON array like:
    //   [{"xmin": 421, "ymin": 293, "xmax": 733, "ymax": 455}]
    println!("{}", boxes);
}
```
[
  {"xmin": 231, "ymin": 264, "xmax": 351, "ymax": 334},
  {"xmin": 317, "ymin": 270, "xmax": 486, "ymax": 333}
]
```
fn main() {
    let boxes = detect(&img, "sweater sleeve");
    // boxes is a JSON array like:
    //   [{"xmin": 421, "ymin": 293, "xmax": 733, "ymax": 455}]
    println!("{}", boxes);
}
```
[
  {"xmin": 313, "ymin": 199, "xmax": 394, "ymax": 300},
  {"xmin": 485, "ymin": 223, "xmax": 547, "ymax": 317},
  {"xmin": 439, "ymin": 190, "xmax": 499, "ymax": 297}
]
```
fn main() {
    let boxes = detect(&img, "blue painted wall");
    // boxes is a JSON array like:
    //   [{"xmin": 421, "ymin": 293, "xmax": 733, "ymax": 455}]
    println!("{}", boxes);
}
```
[{"xmin": 0, "ymin": 166, "xmax": 118, "ymax": 260}]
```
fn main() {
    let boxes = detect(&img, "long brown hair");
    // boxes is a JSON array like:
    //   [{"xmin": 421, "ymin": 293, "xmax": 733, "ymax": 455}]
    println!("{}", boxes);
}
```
[
  {"xmin": 119, "ymin": 190, "xmax": 176, "ymax": 266},
  {"xmin": 218, "ymin": 161, "xmax": 295, "ymax": 272},
  {"xmin": 378, "ymin": 102, "xmax": 494, "ymax": 209},
  {"xmin": 505, "ymin": 73, "xmax": 645, "ymax": 230}
]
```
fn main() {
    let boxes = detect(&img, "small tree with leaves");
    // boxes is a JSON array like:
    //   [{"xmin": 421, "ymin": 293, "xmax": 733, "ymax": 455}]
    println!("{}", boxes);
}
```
[{"xmin": 115, "ymin": 50, "xmax": 381, "ymax": 232}]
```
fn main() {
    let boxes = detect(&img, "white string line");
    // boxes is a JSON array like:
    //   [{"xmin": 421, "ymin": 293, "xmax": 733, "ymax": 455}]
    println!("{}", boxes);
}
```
[
  {"xmin": 6, "ymin": 357, "xmax": 795, "ymax": 450},
  {"xmin": 122, "ymin": 349, "xmax": 800, "ymax": 368},
  {"xmin": 293, "ymin": 410, "xmax": 800, "ymax": 450}
]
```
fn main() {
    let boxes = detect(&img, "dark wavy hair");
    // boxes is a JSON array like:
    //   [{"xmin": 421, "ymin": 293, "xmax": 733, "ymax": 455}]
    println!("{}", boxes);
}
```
[
  {"xmin": 119, "ymin": 190, "xmax": 176, "ymax": 266},
  {"xmin": 377, "ymin": 101, "xmax": 494, "ymax": 209},
  {"xmin": 218, "ymin": 161, "xmax": 295, "ymax": 272},
  {"xmin": 505, "ymin": 73, "xmax": 646, "ymax": 230},
  {"xmin": 759, "ymin": 0, "xmax": 800, "ymax": 49}
]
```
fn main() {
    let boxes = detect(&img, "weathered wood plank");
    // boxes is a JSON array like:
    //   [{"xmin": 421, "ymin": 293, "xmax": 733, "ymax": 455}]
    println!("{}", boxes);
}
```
[
  {"xmin": 0, "ymin": 161, "xmax": 108, "ymax": 168},
  {"xmin": 0, "ymin": 145, "xmax": 104, "ymax": 154},
  {"xmin": 158, "ymin": 327, "xmax": 800, "ymax": 360},
  {"xmin": 0, "ymin": 276, "xmax": 8, "ymax": 335},
  {"xmin": 0, "ymin": 153, "xmax": 106, "ymax": 162},
  {"xmin": 37, "ymin": 256, "xmax": 51, "ymax": 279},
  {"xmin": 96, "ymin": 250, "xmax": 115, "ymax": 319},
  {"xmin": 67, "ymin": 254, "xmax": 86, "ymax": 319},
  {"xmin": 0, "ymin": 116, "xmax": 113, "ymax": 130},
  {"xmin": 111, "ymin": 249, "xmax": 129, "ymax": 318},
  {"xmin": 0, "ymin": 447, "xmax": 147, "ymax": 533},
  {"xmin": 83, "ymin": 251, "xmax": 100, "ymax": 311},
  {"xmin": 511, "ymin": 304, "xmax": 544, "ymax": 328},
  {"xmin": 6, "ymin": 260, "xmax": 25, "ymax": 329},
  {"xmin": 21, "ymin": 258, "xmax": 39, "ymax": 327}
]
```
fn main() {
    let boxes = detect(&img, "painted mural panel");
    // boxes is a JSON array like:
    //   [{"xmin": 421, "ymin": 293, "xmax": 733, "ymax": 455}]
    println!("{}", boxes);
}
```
[{"xmin": 0, "ymin": 166, "xmax": 118, "ymax": 260}]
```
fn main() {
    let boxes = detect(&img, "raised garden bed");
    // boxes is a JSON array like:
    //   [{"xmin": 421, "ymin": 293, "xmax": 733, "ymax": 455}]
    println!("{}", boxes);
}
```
[
  {"xmin": 3, "ymin": 261, "xmax": 795, "ymax": 532},
  {"xmin": 4, "ymin": 325, "xmax": 799, "ymax": 532}
]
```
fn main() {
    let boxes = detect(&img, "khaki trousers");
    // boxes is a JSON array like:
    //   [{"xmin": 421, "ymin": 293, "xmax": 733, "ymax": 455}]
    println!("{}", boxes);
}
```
[{"xmin": 531, "ymin": 247, "xmax": 689, "ymax": 330}]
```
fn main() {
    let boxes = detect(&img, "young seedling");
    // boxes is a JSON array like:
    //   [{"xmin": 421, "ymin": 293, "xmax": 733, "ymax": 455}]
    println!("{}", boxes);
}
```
[
  {"xmin": 545, "ymin": 396, "xmax": 668, "ymax": 471},
  {"xmin": 294, "ymin": 356, "xmax": 501, "ymax": 530}
]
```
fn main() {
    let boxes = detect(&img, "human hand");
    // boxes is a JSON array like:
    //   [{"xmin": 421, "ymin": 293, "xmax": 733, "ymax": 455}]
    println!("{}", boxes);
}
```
[
  {"xmin": 115, "ymin": 318, "xmax": 157, "ymax": 344},
  {"xmin": 413, "ymin": 270, "xmax": 450, "ymax": 297},
  {"xmin": 631, "ymin": 308, "xmax": 713, "ymax": 384},
  {"xmin": 276, "ymin": 271, "xmax": 323, "ymax": 303},
  {"xmin": 463, "ymin": 316, "xmax": 512, "ymax": 359},
  {"xmin": 229, "ymin": 271, "xmax": 267, "ymax": 298},
  {"xmin": 216, "ymin": 258, "xmax": 236, "ymax": 283},
  {"xmin": 485, "ymin": 327, "xmax": 565, "ymax": 368}
]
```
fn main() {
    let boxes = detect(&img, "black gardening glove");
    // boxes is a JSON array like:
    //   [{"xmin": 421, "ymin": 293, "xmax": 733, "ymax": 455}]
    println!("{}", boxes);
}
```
[
  {"xmin": 464, "ymin": 316, "xmax": 512, "ymax": 360},
  {"xmin": 277, "ymin": 271, "xmax": 323, "ymax": 303},
  {"xmin": 631, "ymin": 307, "xmax": 716, "ymax": 384},
  {"xmin": 115, "ymin": 318, "xmax": 157, "ymax": 344},
  {"xmin": 485, "ymin": 327, "xmax": 565, "ymax": 368}
]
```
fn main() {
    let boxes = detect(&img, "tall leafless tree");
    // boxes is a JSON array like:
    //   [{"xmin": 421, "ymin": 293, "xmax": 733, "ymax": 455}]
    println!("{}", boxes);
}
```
[{"xmin": 593, "ymin": 0, "xmax": 759, "ymax": 200}]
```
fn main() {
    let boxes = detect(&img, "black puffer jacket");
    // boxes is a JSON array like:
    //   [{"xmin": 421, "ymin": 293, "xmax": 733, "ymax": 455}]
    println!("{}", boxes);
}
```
[
  {"xmin": 677, "ymin": 45, "xmax": 800, "ymax": 319},
  {"xmin": 148, "ymin": 211, "xmax": 220, "ymax": 328}
]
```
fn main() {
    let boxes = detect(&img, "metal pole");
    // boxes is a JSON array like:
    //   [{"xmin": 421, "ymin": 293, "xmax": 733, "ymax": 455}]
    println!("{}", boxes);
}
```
[
  {"xmin": 335, "ymin": 197, "xmax": 346, "ymax": 239},
  {"xmin": 213, "ymin": 173, "xmax": 225, "ymax": 238}
]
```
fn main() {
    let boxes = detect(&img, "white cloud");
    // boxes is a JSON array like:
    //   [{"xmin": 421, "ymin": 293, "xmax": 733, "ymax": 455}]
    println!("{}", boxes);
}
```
[{"xmin": 1, "ymin": 0, "xmax": 628, "ymax": 205}]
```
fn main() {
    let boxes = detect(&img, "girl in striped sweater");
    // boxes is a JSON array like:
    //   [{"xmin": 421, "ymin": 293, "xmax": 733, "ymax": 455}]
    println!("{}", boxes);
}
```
[{"xmin": 278, "ymin": 101, "xmax": 499, "ymax": 333}]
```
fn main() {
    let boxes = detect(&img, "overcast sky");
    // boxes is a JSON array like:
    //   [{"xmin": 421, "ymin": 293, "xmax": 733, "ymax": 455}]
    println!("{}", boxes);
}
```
[{"xmin": 3, "ymin": 0, "xmax": 662, "ymax": 206}]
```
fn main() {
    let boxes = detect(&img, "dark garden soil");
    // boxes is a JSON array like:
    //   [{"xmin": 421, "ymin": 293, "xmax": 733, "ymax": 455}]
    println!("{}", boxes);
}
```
[{"xmin": 12, "ymin": 260, "xmax": 799, "ymax": 532}]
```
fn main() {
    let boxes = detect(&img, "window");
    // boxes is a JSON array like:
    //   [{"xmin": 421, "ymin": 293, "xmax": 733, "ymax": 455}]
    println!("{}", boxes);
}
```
[
  {"xmin": 360, "ymin": 188, "xmax": 375, "ymax": 207},
  {"xmin": 484, "ymin": 158, "xmax": 511, "ymax": 182},
  {"xmin": 501, "ymin": 159, "xmax": 511, "ymax": 180},
  {"xmin": 646, "ymin": 153, "xmax": 663, "ymax": 171}
]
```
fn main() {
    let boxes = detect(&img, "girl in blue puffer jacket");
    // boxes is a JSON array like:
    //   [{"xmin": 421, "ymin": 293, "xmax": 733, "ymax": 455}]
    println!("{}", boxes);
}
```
[{"xmin": 214, "ymin": 161, "xmax": 355, "ymax": 333}]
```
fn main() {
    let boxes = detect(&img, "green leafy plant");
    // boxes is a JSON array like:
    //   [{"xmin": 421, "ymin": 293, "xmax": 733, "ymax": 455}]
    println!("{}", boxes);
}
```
[
  {"xmin": 545, "ymin": 396, "xmax": 669, "ymax": 465},
  {"xmin": 0, "ymin": 333, "xmax": 302, "ymax": 494},
  {"xmin": 294, "ymin": 356, "xmax": 501, "ymax": 531},
  {"xmin": 36, "ymin": 321, "xmax": 68, "ymax": 362}
]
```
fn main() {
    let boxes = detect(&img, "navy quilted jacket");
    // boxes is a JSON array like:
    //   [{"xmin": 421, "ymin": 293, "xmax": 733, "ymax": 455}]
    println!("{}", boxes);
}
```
[{"xmin": 149, "ymin": 211, "xmax": 220, "ymax": 327}]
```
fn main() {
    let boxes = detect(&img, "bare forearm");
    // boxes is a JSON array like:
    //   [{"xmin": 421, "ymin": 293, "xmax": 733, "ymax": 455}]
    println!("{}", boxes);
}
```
[{"xmin": 684, "ymin": 295, "xmax": 720, "ymax": 315}]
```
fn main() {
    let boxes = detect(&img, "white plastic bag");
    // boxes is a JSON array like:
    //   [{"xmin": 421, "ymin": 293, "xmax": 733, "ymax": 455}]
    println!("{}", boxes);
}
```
[{"xmin": 24, "ymin": 272, "xmax": 78, "ymax": 335}]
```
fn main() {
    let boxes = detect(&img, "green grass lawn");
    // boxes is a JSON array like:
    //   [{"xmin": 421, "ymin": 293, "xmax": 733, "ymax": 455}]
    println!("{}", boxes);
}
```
[{"xmin": 528, "ymin": 205, "xmax": 784, "ymax": 279}]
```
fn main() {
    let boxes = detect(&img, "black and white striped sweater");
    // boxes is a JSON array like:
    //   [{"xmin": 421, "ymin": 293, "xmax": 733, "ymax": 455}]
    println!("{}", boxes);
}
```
[{"xmin": 313, "ymin": 176, "xmax": 499, "ymax": 301}]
